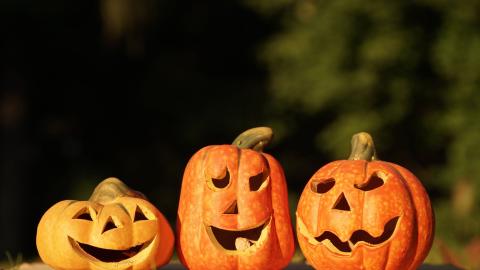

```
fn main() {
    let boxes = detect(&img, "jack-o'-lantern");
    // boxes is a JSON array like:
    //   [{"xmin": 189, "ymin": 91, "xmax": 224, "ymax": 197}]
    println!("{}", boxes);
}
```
[
  {"xmin": 296, "ymin": 132, "xmax": 434, "ymax": 270},
  {"xmin": 177, "ymin": 127, "xmax": 295, "ymax": 270},
  {"xmin": 36, "ymin": 178, "xmax": 174, "ymax": 270}
]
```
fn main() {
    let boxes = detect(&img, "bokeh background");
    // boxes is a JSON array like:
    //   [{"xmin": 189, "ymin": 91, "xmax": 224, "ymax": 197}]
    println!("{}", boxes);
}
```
[{"xmin": 1, "ymin": 0, "xmax": 480, "ymax": 268}]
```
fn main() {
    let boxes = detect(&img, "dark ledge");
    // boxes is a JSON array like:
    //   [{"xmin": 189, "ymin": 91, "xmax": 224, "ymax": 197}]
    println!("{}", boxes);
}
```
[
  {"xmin": 161, "ymin": 263, "xmax": 463, "ymax": 270},
  {"xmin": 16, "ymin": 262, "xmax": 464, "ymax": 270}
]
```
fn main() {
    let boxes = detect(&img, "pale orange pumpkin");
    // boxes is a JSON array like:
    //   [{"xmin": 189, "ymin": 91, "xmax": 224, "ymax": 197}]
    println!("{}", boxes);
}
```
[
  {"xmin": 36, "ymin": 178, "xmax": 174, "ymax": 270},
  {"xmin": 176, "ymin": 127, "xmax": 295, "ymax": 270},
  {"xmin": 296, "ymin": 132, "xmax": 434, "ymax": 270}
]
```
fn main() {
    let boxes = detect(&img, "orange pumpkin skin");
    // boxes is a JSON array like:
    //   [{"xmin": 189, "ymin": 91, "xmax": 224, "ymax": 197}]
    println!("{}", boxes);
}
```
[
  {"xmin": 36, "ymin": 178, "xmax": 174, "ymax": 270},
  {"xmin": 177, "ymin": 128, "xmax": 294, "ymax": 270},
  {"xmin": 296, "ymin": 133, "xmax": 434, "ymax": 270}
]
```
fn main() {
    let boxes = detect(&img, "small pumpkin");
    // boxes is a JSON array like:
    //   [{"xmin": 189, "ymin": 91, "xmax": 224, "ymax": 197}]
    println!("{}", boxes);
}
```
[
  {"xmin": 36, "ymin": 177, "xmax": 174, "ymax": 270},
  {"xmin": 296, "ymin": 132, "xmax": 434, "ymax": 270},
  {"xmin": 177, "ymin": 127, "xmax": 295, "ymax": 270}
]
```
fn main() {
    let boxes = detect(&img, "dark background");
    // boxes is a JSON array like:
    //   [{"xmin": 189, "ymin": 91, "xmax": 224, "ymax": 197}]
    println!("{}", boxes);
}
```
[{"xmin": 1, "ymin": 0, "xmax": 479, "ymax": 268}]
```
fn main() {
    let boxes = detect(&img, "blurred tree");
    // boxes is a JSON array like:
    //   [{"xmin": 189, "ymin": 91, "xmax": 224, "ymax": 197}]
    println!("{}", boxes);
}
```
[
  {"xmin": 100, "ymin": 0, "xmax": 156, "ymax": 56},
  {"xmin": 244, "ymin": 0, "xmax": 480, "ymax": 248}
]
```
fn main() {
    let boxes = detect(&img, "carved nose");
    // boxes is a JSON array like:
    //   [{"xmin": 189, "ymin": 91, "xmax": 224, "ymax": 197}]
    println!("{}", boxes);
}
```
[
  {"xmin": 102, "ymin": 217, "xmax": 119, "ymax": 233},
  {"xmin": 223, "ymin": 200, "xmax": 238, "ymax": 214},
  {"xmin": 333, "ymin": 193, "xmax": 351, "ymax": 211}
]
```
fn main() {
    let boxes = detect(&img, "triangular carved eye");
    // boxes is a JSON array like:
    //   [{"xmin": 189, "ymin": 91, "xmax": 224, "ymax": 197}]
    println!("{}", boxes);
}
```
[
  {"xmin": 74, "ymin": 207, "xmax": 93, "ymax": 221},
  {"xmin": 134, "ymin": 206, "xmax": 148, "ymax": 222},
  {"xmin": 355, "ymin": 173, "xmax": 384, "ymax": 191},
  {"xmin": 311, "ymin": 178, "xmax": 335, "ymax": 194}
]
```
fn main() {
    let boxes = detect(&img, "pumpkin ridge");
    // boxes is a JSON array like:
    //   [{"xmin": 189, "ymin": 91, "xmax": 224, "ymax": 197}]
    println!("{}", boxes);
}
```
[
  {"xmin": 384, "ymin": 162, "xmax": 419, "ymax": 221},
  {"xmin": 236, "ymin": 144, "xmax": 241, "ymax": 178},
  {"xmin": 198, "ymin": 146, "xmax": 211, "ymax": 253},
  {"xmin": 384, "ymin": 162, "xmax": 428, "ymax": 270},
  {"xmin": 235, "ymin": 146, "xmax": 241, "ymax": 228},
  {"xmin": 360, "ymin": 159, "xmax": 368, "ymax": 263},
  {"xmin": 316, "ymin": 160, "xmax": 347, "ymax": 235},
  {"xmin": 381, "ymin": 242, "xmax": 391, "ymax": 269},
  {"xmin": 373, "ymin": 162, "xmax": 418, "ymax": 269}
]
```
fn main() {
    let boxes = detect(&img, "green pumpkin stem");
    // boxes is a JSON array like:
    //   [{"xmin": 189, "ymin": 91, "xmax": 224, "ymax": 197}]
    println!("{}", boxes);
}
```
[
  {"xmin": 89, "ymin": 177, "xmax": 146, "ymax": 203},
  {"xmin": 232, "ymin": 127, "xmax": 273, "ymax": 152},
  {"xmin": 348, "ymin": 132, "xmax": 378, "ymax": 161}
]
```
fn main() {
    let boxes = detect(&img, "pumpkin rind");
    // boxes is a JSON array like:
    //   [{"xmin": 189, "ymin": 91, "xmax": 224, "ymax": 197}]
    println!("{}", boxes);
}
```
[
  {"xmin": 296, "ymin": 132, "xmax": 434, "ymax": 270},
  {"xmin": 177, "ymin": 127, "xmax": 295, "ymax": 270},
  {"xmin": 36, "ymin": 177, "xmax": 174, "ymax": 270}
]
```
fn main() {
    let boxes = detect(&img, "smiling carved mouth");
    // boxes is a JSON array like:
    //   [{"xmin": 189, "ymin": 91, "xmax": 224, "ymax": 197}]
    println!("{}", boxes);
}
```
[
  {"xmin": 206, "ymin": 218, "xmax": 270, "ymax": 252},
  {"xmin": 69, "ymin": 237, "xmax": 152, "ymax": 262}
]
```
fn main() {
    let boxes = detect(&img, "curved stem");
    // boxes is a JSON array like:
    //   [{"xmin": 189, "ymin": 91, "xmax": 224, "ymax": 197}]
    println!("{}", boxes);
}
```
[
  {"xmin": 89, "ymin": 177, "xmax": 146, "ymax": 203},
  {"xmin": 348, "ymin": 132, "xmax": 378, "ymax": 161},
  {"xmin": 232, "ymin": 127, "xmax": 273, "ymax": 152}
]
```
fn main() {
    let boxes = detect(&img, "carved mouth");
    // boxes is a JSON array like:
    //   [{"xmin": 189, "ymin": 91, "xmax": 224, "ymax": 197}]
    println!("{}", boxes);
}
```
[
  {"xmin": 206, "ymin": 217, "xmax": 271, "ymax": 252},
  {"xmin": 69, "ymin": 237, "xmax": 152, "ymax": 262},
  {"xmin": 298, "ymin": 215, "xmax": 400, "ymax": 254}
]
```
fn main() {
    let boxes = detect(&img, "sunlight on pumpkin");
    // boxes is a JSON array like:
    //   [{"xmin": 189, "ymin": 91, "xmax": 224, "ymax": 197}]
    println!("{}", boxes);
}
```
[{"xmin": 36, "ymin": 178, "xmax": 174, "ymax": 270}]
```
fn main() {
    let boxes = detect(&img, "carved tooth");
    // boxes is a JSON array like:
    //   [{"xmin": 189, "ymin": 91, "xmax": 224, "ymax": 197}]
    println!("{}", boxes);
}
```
[
  {"xmin": 348, "ymin": 240, "xmax": 355, "ymax": 250},
  {"xmin": 235, "ymin": 237, "xmax": 254, "ymax": 251}
]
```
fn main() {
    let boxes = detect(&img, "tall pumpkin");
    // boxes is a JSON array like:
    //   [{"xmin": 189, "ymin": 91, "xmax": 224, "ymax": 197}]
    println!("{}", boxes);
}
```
[
  {"xmin": 177, "ymin": 127, "xmax": 295, "ymax": 270},
  {"xmin": 36, "ymin": 178, "xmax": 174, "ymax": 270},
  {"xmin": 296, "ymin": 132, "xmax": 434, "ymax": 270}
]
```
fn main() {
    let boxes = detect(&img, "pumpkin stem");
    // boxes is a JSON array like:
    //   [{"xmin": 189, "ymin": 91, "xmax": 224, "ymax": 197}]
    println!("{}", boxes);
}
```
[
  {"xmin": 89, "ymin": 177, "xmax": 146, "ymax": 203},
  {"xmin": 348, "ymin": 132, "xmax": 378, "ymax": 161},
  {"xmin": 232, "ymin": 127, "xmax": 273, "ymax": 152}
]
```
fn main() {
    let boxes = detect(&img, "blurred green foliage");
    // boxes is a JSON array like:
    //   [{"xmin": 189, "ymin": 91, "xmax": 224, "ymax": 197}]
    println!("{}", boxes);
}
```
[{"xmin": 244, "ymin": 0, "xmax": 480, "ymax": 266}]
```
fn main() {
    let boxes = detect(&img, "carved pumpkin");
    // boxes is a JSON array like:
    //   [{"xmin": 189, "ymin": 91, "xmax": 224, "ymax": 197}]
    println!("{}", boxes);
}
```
[
  {"xmin": 177, "ymin": 127, "xmax": 295, "ymax": 269},
  {"xmin": 36, "ymin": 178, "xmax": 174, "ymax": 270},
  {"xmin": 296, "ymin": 132, "xmax": 434, "ymax": 270}
]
